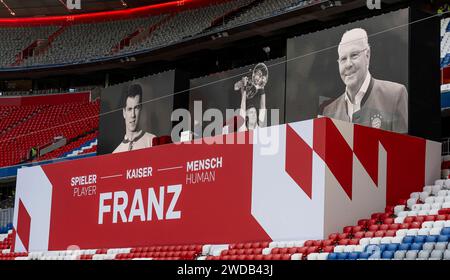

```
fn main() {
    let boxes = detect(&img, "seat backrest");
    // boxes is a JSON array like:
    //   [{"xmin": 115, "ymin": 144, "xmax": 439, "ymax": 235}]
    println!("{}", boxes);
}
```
[
  {"xmin": 405, "ymin": 250, "xmax": 418, "ymax": 260},
  {"xmin": 434, "ymin": 242, "xmax": 447, "ymax": 251},
  {"xmin": 444, "ymin": 250, "xmax": 450, "ymax": 260},
  {"xmin": 418, "ymin": 250, "xmax": 431, "ymax": 259},
  {"xmin": 394, "ymin": 250, "xmax": 406, "ymax": 260},
  {"xmin": 430, "ymin": 249, "xmax": 444, "ymax": 259}
]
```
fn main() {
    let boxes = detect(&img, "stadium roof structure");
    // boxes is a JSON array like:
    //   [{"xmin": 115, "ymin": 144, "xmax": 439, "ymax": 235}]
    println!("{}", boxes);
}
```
[{"xmin": 0, "ymin": 0, "xmax": 209, "ymax": 18}]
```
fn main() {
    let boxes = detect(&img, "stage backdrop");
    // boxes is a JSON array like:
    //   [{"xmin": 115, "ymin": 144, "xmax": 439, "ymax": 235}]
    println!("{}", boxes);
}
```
[
  {"xmin": 13, "ymin": 118, "xmax": 441, "ymax": 252},
  {"xmin": 286, "ymin": 9, "xmax": 409, "ymax": 133},
  {"xmin": 189, "ymin": 57, "xmax": 286, "ymax": 137},
  {"xmin": 98, "ymin": 70, "xmax": 176, "ymax": 155}
]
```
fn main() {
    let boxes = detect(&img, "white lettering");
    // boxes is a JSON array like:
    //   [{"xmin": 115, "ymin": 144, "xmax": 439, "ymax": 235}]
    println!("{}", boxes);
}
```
[
  {"xmin": 148, "ymin": 187, "xmax": 164, "ymax": 221},
  {"xmin": 126, "ymin": 167, "xmax": 152, "ymax": 179},
  {"xmin": 128, "ymin": 189, "xmax": 145, "ymax": 222},
  {"xmin": 113, "ymin": 191, "xmax": 128, "ymax": 224},
  {"xmin": 166, "ymin": 185, "xmax": 182, "ymax": 220},
  {"xmin": 98, "ymin": 193, "xmax": 112, "ymax": 225},
  {"xmin": 98, "ymin": 186, "xmax": 182, "ymax": 225},
  {"xmin": 71, "ymin": 174, "xmax": 96, "ymax": 186},
  {"xmin": 186, "ymin": 157, "xmax": 223, "ymax": 172}
]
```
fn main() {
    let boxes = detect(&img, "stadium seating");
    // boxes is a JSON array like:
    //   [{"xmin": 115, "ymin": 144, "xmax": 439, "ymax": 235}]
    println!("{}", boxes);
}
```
[
  {"xmin": 0, "ymin": 99, "xmax": 99, "ymax": 167},
  {"xmin": 0, "ymin": 26, "xmax": 58, "ymax": 67},
  {"xmin": 0, "ymin": 0, "xmax": 317, "ymax": 68},
  {"xmin": 0, "ymin": 178, "xmax": 448, "ymax": 260}
]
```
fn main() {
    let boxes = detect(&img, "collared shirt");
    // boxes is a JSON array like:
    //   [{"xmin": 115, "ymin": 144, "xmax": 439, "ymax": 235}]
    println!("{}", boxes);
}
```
[
  {"xmin": 113, "ymin": 130, "xmax": 155, "ymax": 154},
  {"xmin": 344, "ymin": 71, "xmax": 371, "ymax": 121}
]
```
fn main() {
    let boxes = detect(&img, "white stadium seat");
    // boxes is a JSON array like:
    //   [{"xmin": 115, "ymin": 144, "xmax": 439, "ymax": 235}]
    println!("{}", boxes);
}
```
[
  {"xmin": 430, "ymin": 250, "xmax": 444, "ymax": 259},
  {"xmin": 394, "ymin": 216, "xmax": 406, "ymax": 224},
  {"xmin": 394, "ymin": 250, "xmax": 406, "ymax": 260},
  {"xmin": 307, "ymin": 253, "xmax": 319, "ymax": 260},
  {"xmin": 394, "ymin": 205, "xmax": 405, "ymax": 215},
  {"xmin": 405, "ymin": 250, "xmax": 419, "ymax": 260},
  {"xmin": 419, "ymin": 192, "xmax": 430, "ymax": 201},
  {"xmin": 418, "ymin": 228, "xmax": 430, "ymax": 236},
  {"xmin": 417, "ymin": 250, "xmax": 431, "ymax": 259}
]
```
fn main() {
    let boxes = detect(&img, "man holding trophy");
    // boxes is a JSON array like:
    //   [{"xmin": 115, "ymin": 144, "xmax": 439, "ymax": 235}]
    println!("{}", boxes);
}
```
[{"xmin": 236, "ymin": 63, "xmax": 269, "ymax": 131}]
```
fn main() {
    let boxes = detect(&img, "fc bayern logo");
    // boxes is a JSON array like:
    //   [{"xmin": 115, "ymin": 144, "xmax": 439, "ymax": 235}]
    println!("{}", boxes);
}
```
[{"xmin": 370, "ymin": 114, "xmax": 382, "ymax": 129}]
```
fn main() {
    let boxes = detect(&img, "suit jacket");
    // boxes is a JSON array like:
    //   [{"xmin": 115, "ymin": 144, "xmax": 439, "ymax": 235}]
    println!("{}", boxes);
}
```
[{"xmin": 322, "ymin": 77, "xmax": 408, "ymax": 133}]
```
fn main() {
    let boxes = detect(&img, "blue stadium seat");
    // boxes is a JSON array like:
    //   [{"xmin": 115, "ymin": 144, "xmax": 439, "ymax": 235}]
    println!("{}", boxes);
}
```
[
  {"xmin": 378, "ymin": 244, "xmax": 388, "ymax": 252},
  {"xmin": 327, "ymin": 253, "xmax": 338, "ymax": 260},
  {"xmin": 414, "ymin": 236, "xmax": 426, "ymax": 243},
  {"xmin": 347, "ymin": 252, "xmax": 360, "ymax": 260},
  {"xmin": 426, "ymin": 235, "xmax": 438, "ymax": 243},
  {"xmin": 337, "ymin": 253, "xmax": 349, "ymax": 260},
  {"xmin": 402, "ymin": 236, "xmax": 415, "ymax": 244},
  {"xmin": 358, "ymin": 252, "xmax": 370, "ymax": 260},
  {"xmin": 381, "ymin": 251, "xmax": 394, "ymax": 259},
  {"xmin": 437, "ymin": 235, "xmax": 449, "ymax": 242},
  {"xmin": 386, "ymin": 244, "xmax": 399, "ymax": 251},
  {"xmin": 410, "ymin": 243, "xmax": 423, "ymax": 251},
  {"xmin": 441, "ymin": 228, "xmax": 450, "ymax": 236},
  {"xmin": 399, "ymin": 243, "xmax": 411, "ymax": 250}
]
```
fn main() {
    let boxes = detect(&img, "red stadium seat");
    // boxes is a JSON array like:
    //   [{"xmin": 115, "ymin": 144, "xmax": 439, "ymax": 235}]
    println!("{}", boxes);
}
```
[
  {"xmin": 338, "ymin": 239, "xmax": 350, "ymax": 246},
  {"xmin": 379, "ymin": 224, "xmax": 390, "ymax": 231},
  {"xmin": 338, "ymin": 233, "xmax": 349, "ymax": 240},
  {"xmin": 322, "ymin": 246, "xmax": 335, "ymax": 253},
  {"xmin": 343, "ymin": 226, "xmax": 353, "ymax": 233},
  {"xmin": 254, "ymin": 255, "xmax": 264, "ymax": 260},
  {"xmin": 358, "ymin": 219, "xmax": 370, "ymax": 227},
  {"xmin": 353, "ymin": 232, "xmax": 365, "ymax": 239},
  {"xmin": 349, "ymin": 239, "xmax": 360, "ymax": 245},
  {"xmin": 400, "ymin": 223, "xmax": 410, "ymax": 229},
  {"xmin": 368, "ymin": 225, "xmax": 379, "ymax": 232},
  {"xmin": 436, "ymin": 215, "xmax": 447, "ymax": 221},
  {"xmin": 313, "ymin": 240, "xmax": 323, "ymax": 247},
  {"xmin": 424, "ymin": 215, "xmax": 436, "ymax": 221},
  {"xmin": 410, "ymin": 222, "xmax": 422, "ymax": 229},
  {"xmin": 385, "ymin": 230, "xmax": 397, "ymax": 237},
  {"xmin": 414, "ymin": 216, "xmax": 425, "ymax": 223},
  {"xmin": 328, "ymin": 233, "xmax": 339, "ymax": 241}
]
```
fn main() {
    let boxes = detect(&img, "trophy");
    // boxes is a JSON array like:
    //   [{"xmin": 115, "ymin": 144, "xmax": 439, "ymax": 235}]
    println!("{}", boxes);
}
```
[{"xmin": 234, "ymin": 63, "xmax": 269, "ymax": 99}]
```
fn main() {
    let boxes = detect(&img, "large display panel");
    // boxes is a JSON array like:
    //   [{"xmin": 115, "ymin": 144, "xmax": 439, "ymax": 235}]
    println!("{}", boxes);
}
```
[
  {"xmin": 189, "ymin": 58, "xmax": 286, "ymax": 136},
  {"xmin": 13, "ymin": 118, "xmax": 441, "ymax": 252},
  {"xmin": 286, "ymin": 9, "xmax": 409, "ymax": 134},
  {"xmin": 98, "ymin": 70, "xmax": 176, "ymax": 155}
]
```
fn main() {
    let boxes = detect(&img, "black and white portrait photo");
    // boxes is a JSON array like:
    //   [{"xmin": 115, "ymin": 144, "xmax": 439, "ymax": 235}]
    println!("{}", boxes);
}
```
[
  {"xmin": 236, "ymin": 63, "xmax": 268, "ymax": 132},
  {"xmin": 112, "ymin": 83, "xmax": 156, "ymax": 153},
  {"xmin": 321, "ymin": 28, "xmax": 408, "ymax": 133},
  {"xmin": 189, "ymin": 58, "xmax": 286, "ymax": 137},
  {"xmin": 98, "ymin": 70, "xmax": 177, "ymax": 155},
  {"xmin": 286, "ymin": 9, "xmax": 409, "ymax": 134}
]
